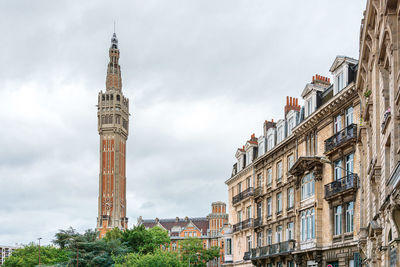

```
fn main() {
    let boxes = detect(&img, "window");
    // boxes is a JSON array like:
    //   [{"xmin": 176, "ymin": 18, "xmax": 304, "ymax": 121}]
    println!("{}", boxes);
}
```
[
  {"xmin": 246, "ymin": 236, "xmax": 252, "ymax": 251},
  {"xmin": 334, "ymin": 115, "xmax": 342, "ymax": 133},
  {"xmin": 277, "ymin": 262, "xmax": 282, "ymax": 267},
  {"xmin": 301, "ymin": 208, "xmax": 315, "ymax": 241},
  {"xmin": 246, "ymin": 177, "xmax": 251, "ymax": 188},
  {"xmin": 288, "ymin": 117, "xmax": 295, "ymax": 135},
  {"xmin": 276, "ymin": 225, "xmax": 282, "ymax": 243},
  {"xmin": 226, "ymin": 238, "xmax": 232, "ymax": 255},
  {"xmin": 287, "ymin": 187, "xmax": 294, "ymax": 209},
  {"xmin": 334, "ymin": 205, "xmax": 342, "ymax": 235},
  {"xmin": 267, "ymin": 198, "xmax": 272, "ymax": 217},
  {"xmin": 345, "ymin": 153, "xmax": 354, "ymax": 175},
  {"xmin": 337, "ymin": 71, "xmax": 344, "ymax": 92},
  {"xmin": 301, "ymin": 173, "xmax": 315, "ymax": 200},
  {"xmin": 277, "ymin": 161, "xmax": 283, "ymax": 181},
  {"xmin": 267, "ymin": 135, "xmax": 274, "ymax": 150},
  {"xmin": 267, "ymin": 168, "xmax": 272, "ymax": 186},
  {"xmin": 307, "ymin": 99, "xmax": 313, "ymax": 116},
  {"xmin": 257, "ymin": 174, "xmax": 262, "ymax": 188},
  {"xmin": 287, "ymin": 222, "xmax": 294, "ymax": 240},
  {"xmin": 259, "ymin": 141, "xmax": 265, "ymax": 156},
  {"xmin": 346, "ymin": 202, "xmax": 354, "ymax": 233},
  {"xmin": 238, "ymin": 182, "xmax": 242, "ymax": 193},
  {"xmin": 267, "ymin": 229, "xmax": 272, "ymax": 245},
  {"xmin": 334, "ymin": 160, "xmax": 342, "ymax": 180},
  {"xmin": 288, "ymin": 261, "xmax": 295, "ymax": 267},
  {"xmin": 246, "ymin": 150, "xmax": 251, "ymax": 166},
  {"xmin": 246, "ymin": 206, "xmax": 252, "ymax": 219},
  {"xmin": 257, "ymin": 202, "xmax": 262, "ymax": 218},
  {"xmin": 345, "ymin": 107, "xmax": 353, "ymax": 126},
  {"xmin": 276, "ymin": 192, "xmax": 282, "ymax": 214},
  {"xmin": 257, "ymin": 232, "xmax": 263, "ymax": 247},
  {"xmin": 277, "ymin": 126, "xmax": 284, "ymax": 143},
  {"xmin": 287, "ymin": 154, "xmax": 294, "ymax": 170},
  {"xmin": 172, "ymin": 243, "xmax": 176, "ymax": 251},
  {"xmin": 237, "ymin": 210, "xmax": 242, "ymax": 223}
]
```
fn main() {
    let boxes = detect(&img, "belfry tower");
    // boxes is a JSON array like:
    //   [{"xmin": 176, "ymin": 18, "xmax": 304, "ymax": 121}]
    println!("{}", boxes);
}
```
[{"xmin": 96, "ymin": 32, "xmax": 129, "ymax": 238}]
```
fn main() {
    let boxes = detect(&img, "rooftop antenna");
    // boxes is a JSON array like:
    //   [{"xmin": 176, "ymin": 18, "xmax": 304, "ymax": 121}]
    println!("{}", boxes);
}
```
[{"xmin": 114, "ymin": 20, "xmax": 116, "ymax": 33}]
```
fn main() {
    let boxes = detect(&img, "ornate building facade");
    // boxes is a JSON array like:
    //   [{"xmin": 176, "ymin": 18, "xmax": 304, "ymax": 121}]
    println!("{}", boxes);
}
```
[
  {"xmin": 96, "ymin": 33, "xmax": 130, "ymax": 238},
  {"xmin": 225, "ymin": 56, "xmax": 363, "ymax": 267},
  {"xmin": 357, "ymin": 1, "xmax": 400, "ymax": 266},
  {"xmin": 138, "ymin": 202, "xmax": 229, "ymax": 267}
]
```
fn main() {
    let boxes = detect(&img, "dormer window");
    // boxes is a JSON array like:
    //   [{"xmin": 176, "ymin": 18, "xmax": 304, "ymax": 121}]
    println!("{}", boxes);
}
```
[
  {"xmin": 246, "ymin": 150, "xmax": 252, "ymax": 165},
  {"xmin": 267, "ymin": 135, "xmax": 274, "ymax": 151},
  {"xmin": 288, "ymin": 117, "xmax": 295, "ymax": 135},
  {"xmin": 306, "ymin": 98, "xmax": 313, "ymax": 117},
  {"xmin": 337, "ymin": 71, "xmax": 344, "ymax": 92}
]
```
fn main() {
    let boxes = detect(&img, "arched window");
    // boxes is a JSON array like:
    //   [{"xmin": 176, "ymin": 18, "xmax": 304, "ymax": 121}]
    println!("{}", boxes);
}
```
[{"xmin": 117, "ymin": 95, "xmax": 120, "ymax": 101}]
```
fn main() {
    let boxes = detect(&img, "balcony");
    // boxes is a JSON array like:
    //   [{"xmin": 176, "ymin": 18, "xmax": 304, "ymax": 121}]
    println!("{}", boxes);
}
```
[
  {"xmin": 325, "ymin": 174, "xmax": 358, "ymax": 200},
  {"xmin": 324, "ymin": 124, "xmax": 357, "ymax": 154},
  {"xmin": 254, "ymin": 217, "xmax": 263, "ymax": 228},
  {"xmin": 254, "ymin": 187, "xmax": 263, "ymax": 198},
  {"xmin": 233, "ymin": 218, "xmax": 254, "ymax": 233},
  {"xmin": 250, "ymin": 240, "xmax": 296, "ymax": 260},
  {"xmin": 232, "ymin": 187, "xmax": 254, "ymax": 205},
  {"xmin": 243, "ymin": 251, "xmax": 251, "ymax": 261}
]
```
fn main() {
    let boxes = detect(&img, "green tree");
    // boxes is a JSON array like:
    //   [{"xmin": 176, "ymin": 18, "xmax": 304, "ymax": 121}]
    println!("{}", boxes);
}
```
[
  {"xmin": 114, "ymin": 250, "xmax": 184, "ymax": 267},
  {"xmin": 120, "ymin": 225, "xmax": 170, "ymax": 254},
  {"xmin": 180, "ymin": 238, "xmax": 220, "ymax": 267},
  {"xmin": 103, "ymin": 227, "xmax": 123, "ymax": 242},
  {"xmin": 3, "ymin": 243, "xmax": 69, "ymax": 267}
]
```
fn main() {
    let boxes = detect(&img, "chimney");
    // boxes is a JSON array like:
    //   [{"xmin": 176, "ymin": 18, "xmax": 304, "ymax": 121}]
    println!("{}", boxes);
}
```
[
  {"xmin": 311, "ymin": 74, "xmax": 331, "ymax": 86},
  {"xmin": 284, "ymin": 96, "xmax": 301, "ymax": 118}
]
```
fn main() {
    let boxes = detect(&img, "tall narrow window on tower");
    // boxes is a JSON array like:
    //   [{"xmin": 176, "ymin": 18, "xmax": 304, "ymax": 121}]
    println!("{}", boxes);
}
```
[{"xmin": 96, "ymin": 32, "xmax": 130, "ymax": 238}]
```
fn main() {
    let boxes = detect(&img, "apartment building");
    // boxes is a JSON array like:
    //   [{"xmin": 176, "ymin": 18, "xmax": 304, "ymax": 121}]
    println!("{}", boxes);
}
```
[
  {"xmin": 226, "ymin": 56, "xmax": 362, "ymax": 267},
  {"xmin": 138, "ymin": 201, "xmax": 229, "ymax": 267},
  {"xmin": 290, "ymin": 57, "xmax": 361, "ymax": 267},
  {"xmin": 356, "ymin": 1, "xmax": 400, "ymax": 266}
]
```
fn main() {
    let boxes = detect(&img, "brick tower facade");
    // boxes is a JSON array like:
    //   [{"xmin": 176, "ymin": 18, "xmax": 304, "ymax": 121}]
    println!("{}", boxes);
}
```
[{"xmin": 96, "ymin": 32, "xmax": 129, "ymax": 238}]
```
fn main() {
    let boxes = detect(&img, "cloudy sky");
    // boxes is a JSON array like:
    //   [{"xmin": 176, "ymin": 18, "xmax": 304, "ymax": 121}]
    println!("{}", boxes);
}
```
[{"xmin": 0, "ymin": 0, "xmax": 366, "ymax": 246}]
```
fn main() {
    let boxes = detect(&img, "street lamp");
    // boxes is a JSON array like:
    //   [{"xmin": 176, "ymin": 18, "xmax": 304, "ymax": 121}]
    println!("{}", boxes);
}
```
[{"xmin": 38, "ymin": 237, "xmax": 42, "ymax": 266}]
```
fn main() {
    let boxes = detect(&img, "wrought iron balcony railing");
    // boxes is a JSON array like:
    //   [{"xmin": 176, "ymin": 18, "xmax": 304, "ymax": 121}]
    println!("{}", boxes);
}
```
[
  {"xmin": 325, "ymin": 174, "xmax": 358, "ymax": 200},
  {"xmin": 243, "ymin": 251, "xmax": 251, "ymax": 261},
  {"xmin": 232, "ymin": 187, "xmax": 254, "ymax": 205},
  {"xmin": 254, "ymin": 217, "xmax": 263, "ymax": 228},
  {"xmin": 233, "ymin": 218, "xmax": 254, "ymax": 233},
  {"xmin": 250, "ymin": 240, "xmax": 296, "ymax": 260},
  {"xmin": 324, "ymin": 124, "xmax": 357, "ymax": 153},
  {"xmin": 254, "ymin": 186, "xmax": 263, "ymax": 198}
]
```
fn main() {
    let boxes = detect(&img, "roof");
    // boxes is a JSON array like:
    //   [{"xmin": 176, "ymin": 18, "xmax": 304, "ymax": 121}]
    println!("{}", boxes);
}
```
[
  {"xmin": 141, "ymin": 217, "xmax": 209, "ymax": 235},
  {"xmin": 329, "ymin": 55, "xmax": 358, "ymax": 72}
]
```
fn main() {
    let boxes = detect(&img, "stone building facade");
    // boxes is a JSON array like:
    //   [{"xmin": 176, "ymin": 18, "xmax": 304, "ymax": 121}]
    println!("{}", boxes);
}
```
[
  {"xmin": 96, "ymin": 32, "xmax": 130, "ymax": 238},
  {"xmin": 138, "ymin": 201, "xmax": 229, "ymax": 267},
  {"xmin": 356, "ymin": 1, "xmax": 400, "ymax": 266},
  {"xmin": 226, "ymin": 56, "xmax": 363, "ymax": 267}
]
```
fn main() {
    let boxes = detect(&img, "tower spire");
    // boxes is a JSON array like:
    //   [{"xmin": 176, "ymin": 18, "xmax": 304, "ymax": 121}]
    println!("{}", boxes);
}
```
[{"xmin": 106, "ymin": 31, "xmax": 121, "ymax": 91}]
